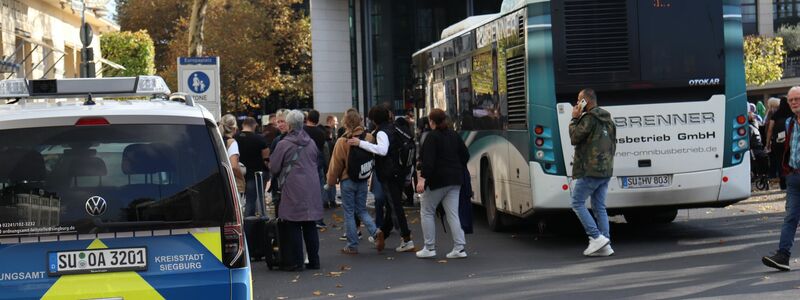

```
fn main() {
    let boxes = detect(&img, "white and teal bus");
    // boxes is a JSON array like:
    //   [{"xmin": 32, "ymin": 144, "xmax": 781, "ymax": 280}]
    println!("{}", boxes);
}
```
[{"xmin": 411, "ymin": 0, "xmax": 750, "ymax": 230}]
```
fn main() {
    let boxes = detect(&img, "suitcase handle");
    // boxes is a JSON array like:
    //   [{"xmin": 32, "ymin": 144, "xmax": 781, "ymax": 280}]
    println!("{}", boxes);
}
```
[{"xmin": 254, "ymin": 171, "xmax": 266, "ymax": 217}]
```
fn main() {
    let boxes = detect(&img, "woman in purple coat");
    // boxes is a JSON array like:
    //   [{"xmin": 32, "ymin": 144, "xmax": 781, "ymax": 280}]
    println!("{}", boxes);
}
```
[{"xmin": 269, "ymin": 109, "xmax": 324, "ymax": 271}]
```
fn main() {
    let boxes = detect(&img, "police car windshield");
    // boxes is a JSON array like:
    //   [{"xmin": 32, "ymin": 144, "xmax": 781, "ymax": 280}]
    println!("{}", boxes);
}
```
[{"xmin": 0, "ymin": 124, "xmax": 227, "ymax": 237}]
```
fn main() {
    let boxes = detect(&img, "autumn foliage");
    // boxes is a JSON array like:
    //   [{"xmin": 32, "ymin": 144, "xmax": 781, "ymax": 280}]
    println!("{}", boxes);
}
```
[
  {"xmin": 743, "ymin": 35, "xmax": 785, "ymax": 86},
  {"xmin": 117, "ymin": 0, "xmax": 311, "ymax": 112}
]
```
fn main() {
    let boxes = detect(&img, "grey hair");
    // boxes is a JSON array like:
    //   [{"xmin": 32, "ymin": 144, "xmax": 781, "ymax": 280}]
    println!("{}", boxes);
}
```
[
  {"xmin": 768, "ymin": 97, "xmax": 781, "ymax": 109},
  {"xmin": 219, "ymin": 114, "xmax": 237, "ymax": 137},
  {"xmin": 286, "ymin": 110, "xmax": 306, "ymax": 132},
  {"xmin": 790, "ymin": 86, "xmax": 800, "ymax": 96}
]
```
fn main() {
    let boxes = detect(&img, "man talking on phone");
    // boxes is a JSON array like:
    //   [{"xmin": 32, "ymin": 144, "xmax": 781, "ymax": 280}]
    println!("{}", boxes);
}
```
[{"xmin": 568, "ymin": 88, "xmax": 617, "ymax": 257}]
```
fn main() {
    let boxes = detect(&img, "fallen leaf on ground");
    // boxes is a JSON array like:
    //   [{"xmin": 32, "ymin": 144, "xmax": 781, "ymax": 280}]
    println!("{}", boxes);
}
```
[
  {"xmin": 347, "ymin": 294, "xmax": 356, "ymax": 298},
  {"xmin": 312, "ymin": 291, "xmax": 322, "ymax": 296},
  {"xmin": 437, "ymin": 260, "xmax": 448, "ymax": 264},
  {"xmin": 408, "ymin": 217, "xmax": 419, "ymax": 224},
  {"xmin": 313, "ymin": 273, "xmax": 323, "ymax": 277},
  {"xmin": 277, "ymin": 297, "xmax": 288, "ymax": 300},
  {"xmin": 319, "ymin": 228, "xmax": 327, "ymax": 233},
  {"xmin": 385, "ymin": 286, "xmax": 391, "ymax": 289},
  {"xmin": 328, "ymin": 271, "xmax": 343, "ymax": 277},
  {"xmin": 339, "ymin": 265, "xmax": 352, "ymax": 271},
  {"xmin": 332, "ymin": 214, "xmax": 344, "ymax": 223},
  {"xmin": 386, "ymin": 256, "xmax": 395, "ymax": 260},
  {"xmin": 336, "ymin": 284, "xmax": 343, "ymax": 288},
  {"xmin": 328, "ymin": 293, "xmax": 336, "ymax": 296}
]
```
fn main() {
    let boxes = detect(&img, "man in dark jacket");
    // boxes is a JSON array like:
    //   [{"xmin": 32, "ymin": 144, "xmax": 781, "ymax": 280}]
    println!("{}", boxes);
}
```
[
  {"xmin": 568, "ymin": 88, "xmax": 616, "ymax": 257},
  {"xmin": 303, "ymin": 109, "xmax": 329, "ymax": 227}
]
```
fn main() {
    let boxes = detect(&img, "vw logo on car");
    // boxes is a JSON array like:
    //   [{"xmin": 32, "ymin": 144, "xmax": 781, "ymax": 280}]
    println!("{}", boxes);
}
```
[{"xmin": 85, "ymin": 196, "xmax": 107, "ymax": 216}]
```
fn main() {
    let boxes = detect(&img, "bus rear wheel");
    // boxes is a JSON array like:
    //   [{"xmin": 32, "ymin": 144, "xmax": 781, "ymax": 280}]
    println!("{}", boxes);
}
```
[
  {"xmin": 482, "ymin": 161, "xmax": 506, "ymax": 232},
  {"xmin": 624, "ymin": 209, "xmax": 678, "ymax": 224}
]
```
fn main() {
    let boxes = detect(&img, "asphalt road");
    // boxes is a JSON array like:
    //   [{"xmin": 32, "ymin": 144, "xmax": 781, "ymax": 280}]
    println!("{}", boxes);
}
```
[{"xmin": 252, "ymin": 192, "xmax": 800, "ymax": 300}]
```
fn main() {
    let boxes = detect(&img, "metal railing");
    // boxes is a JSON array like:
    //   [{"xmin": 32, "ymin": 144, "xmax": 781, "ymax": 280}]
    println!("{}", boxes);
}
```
[{"xmin": 783, "ymin": 55, "xmax": 800, "ymax": 78}]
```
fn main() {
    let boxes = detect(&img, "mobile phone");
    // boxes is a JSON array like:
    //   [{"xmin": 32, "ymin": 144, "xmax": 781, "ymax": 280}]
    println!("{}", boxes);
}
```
[{"xmin": 577, "ymin": 98, "xmax": 587, "ymax": 112}]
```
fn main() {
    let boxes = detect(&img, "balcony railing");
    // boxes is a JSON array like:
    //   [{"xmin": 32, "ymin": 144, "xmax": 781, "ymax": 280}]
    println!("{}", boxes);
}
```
[{"xmin": 783, "ymin": 55, "xmax": 800, "ymax": 78}]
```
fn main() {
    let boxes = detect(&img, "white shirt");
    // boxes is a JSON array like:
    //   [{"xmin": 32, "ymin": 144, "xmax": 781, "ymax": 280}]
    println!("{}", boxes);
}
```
[
  {"xmin": 227, "ymin": 139, "xmax": 240, "ymax": 158},
  {"xmin": 358, "ymin": 130, "xmax": 389, "ymax": 156}
]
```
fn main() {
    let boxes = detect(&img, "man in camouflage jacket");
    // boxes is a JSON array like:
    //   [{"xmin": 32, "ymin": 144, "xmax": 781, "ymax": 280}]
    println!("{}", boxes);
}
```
[{"xmin": 568, "ymin": 88, "xmax": 617, "ymax": 257}]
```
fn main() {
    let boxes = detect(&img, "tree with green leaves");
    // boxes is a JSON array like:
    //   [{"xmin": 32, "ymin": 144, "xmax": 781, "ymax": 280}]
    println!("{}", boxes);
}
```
[
  {"xmin": 777, "ymin": 24, "xmax": 800, "ymax": 54},
  {"xmin": 100, "ymin": 30, "xmax": 156, "ymax": 77},
  {"xmin": 744, "ymin": 35, "xmax": 786, "ymax": 86}
]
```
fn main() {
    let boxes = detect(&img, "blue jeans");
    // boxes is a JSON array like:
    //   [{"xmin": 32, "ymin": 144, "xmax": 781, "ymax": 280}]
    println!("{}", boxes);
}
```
[
  {"xmin": 341, "ymin": 179, "xmax": 378, "ymax": 249},
  {"xmin": 778, "ymin": 173, "xmax": 800, "ymax": 256},
  {"xmin": 571, "ymin": 176, "xmax": 611, "ymax": 239}
]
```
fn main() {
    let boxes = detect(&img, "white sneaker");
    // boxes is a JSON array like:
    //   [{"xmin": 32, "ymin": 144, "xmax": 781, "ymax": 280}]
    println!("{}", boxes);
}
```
[
  {"xmin": 396, "ymin": 240, "xmax": 415, "ymax": 252},
  {"xmin": 416, "ymin": 248, "xmax": 436, "ymax": 258},
  {"xmin": 446, "ymin": 248, "xmax": 467, "ymax": 259},
  {"xmin": 586, "ymin": 244, "xmax": 614, "ymax": 257},
  {"xmin": 583, "ymin": 235, "xmax": 610, "ymax": 256}
]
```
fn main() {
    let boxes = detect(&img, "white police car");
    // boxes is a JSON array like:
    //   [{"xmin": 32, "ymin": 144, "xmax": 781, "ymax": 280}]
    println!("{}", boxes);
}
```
[{"xmin": 0, "ymin": 76, "xmax": 252, "ymax": 299}]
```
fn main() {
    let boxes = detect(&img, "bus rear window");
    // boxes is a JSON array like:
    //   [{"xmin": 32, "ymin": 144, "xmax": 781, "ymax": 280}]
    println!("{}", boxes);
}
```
[
  {"xmin": 0, "ymin": 124, "xmax": 227, "ymax": 237},
  {"xmin": 638, "ymin": 0, "xmax": 724, "ymax": 84}
]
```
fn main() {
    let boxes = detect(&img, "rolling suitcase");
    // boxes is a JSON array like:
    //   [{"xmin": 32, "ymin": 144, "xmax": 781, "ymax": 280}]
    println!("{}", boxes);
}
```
[
  {"xmin": 264, "ymin": 217, "xmax": 283, "ymax": 270},
  {"xmin": 244, "ymin": 171, "xmax": 268, "ymax": 261}
]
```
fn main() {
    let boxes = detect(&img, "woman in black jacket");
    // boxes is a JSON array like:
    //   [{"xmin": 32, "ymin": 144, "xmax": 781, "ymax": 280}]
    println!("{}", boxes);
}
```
[{"xmin": 414, "ymin": 108, "xmax": 470, "ymax": 259}]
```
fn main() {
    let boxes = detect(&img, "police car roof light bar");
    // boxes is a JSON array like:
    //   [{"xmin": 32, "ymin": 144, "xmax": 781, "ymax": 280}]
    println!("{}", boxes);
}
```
[{"xmin": 0, "ymin": 76, "xmax": 171, "ymax": 99}]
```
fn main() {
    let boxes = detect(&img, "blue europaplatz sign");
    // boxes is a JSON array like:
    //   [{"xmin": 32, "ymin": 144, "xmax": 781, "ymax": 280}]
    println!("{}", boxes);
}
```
[{"xmin": 178, "ymin": 57, "xmax": 221, "ymax": 121}]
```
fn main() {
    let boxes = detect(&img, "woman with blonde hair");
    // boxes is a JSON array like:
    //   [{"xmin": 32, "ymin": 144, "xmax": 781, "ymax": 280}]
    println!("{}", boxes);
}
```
[
  {"xmin": 326, "ymin": 110, "xmax": 381, "ymax": 254},
  {"xmin": 220, "ymin": 114, "xmax": 246, "ymax": 200}
]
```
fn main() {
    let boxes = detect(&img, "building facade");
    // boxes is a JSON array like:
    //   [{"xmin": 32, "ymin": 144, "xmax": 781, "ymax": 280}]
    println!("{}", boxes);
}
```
[
  {"xmin": 311, "ymin": 0, "xmax": 502, "ymax": 116},
  {"xmin": 0, "ymin": 0, "xmax": 118, "ymax": 80}
]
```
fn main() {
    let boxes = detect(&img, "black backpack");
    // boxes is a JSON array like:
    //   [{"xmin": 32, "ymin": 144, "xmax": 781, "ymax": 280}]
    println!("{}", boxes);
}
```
[
  {"xmin": 390, "ymin": 125, "xmax": 416, "ymax": 180},
  {"xmin": 347, "ymin": 133, "xmax": 375, "ymax": 181}
]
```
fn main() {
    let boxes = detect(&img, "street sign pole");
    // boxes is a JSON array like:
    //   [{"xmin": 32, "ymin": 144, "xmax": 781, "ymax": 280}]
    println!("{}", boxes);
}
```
[{"xmin": 79, "ymin": 0, "xmax": 95, "ymax": 78}]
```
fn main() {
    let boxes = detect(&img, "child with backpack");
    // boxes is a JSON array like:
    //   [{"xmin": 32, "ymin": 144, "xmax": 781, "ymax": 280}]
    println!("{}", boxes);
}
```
[{"xmin": 326, "ymin": 110, "xmax": 382, "ymax": 254}]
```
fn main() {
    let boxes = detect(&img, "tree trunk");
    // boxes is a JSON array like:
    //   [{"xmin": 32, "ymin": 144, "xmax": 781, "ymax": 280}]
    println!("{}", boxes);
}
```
[{"xmin": 187, "ymin": 0, "xmax": 209, "ymax": 57}]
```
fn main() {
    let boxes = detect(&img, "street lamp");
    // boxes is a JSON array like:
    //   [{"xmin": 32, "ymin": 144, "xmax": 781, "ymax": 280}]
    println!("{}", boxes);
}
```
[{"xmin": 72, "ymin": 0, "xmax": 110, "ymax": 78}]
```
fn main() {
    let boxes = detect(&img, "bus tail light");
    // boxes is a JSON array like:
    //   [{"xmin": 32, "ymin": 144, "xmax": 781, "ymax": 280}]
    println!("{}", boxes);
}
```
[
  {"xmin": 722, "ymin": 176, "xmax": 729, "ymax": 183},
  {"xmin": 737, "ymin": 127, "xmax": 747, "ymax": 136},
  {"xmin": 731, "ymin": 115, "xmax": 749, "ymax": 165},
  {"xmin": 534, "ymin": 124, "xmax": 557, "ymax": 174}
]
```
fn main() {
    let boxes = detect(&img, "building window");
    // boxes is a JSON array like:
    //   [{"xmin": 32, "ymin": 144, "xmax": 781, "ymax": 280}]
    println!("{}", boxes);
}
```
[{"xmin": 742, "ymin": 0, "xmax": 757, "ymax": 35}]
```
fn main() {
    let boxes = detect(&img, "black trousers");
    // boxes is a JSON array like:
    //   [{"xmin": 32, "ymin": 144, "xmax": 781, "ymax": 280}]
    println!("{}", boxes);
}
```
[
  {"xmin": 282, "ymin": 220, "xmax": 319, "ymax": 268},
  {"xmin": 379, "ymin": 179, "xmax": 412, "ymax": 240},
  {"xmin": 770, "ymin": 143, "xmax": 787, "ymax": 189}
]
